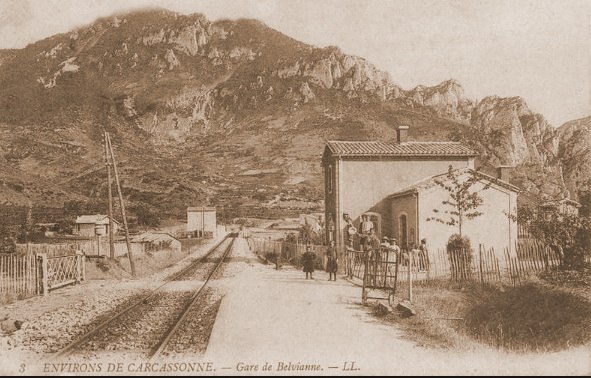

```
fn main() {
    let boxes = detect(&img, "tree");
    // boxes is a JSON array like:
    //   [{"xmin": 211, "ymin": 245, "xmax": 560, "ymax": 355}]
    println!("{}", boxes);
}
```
[
  {"xmin": 447, "ymin": 234, "xmax": 473, "ymax": 281},
  {"xmin": 285, "ymin": 232, "xmax": 298, "ymax": 244},
  {"xmin": 426, "ymin": 166, "xmax": 490, "ymax": 281},
  {"xmin": 426, "ymin": 166, "xmax": 490, "ymax": 238},
  {"xmin": 299, "ymin": 219, "xmax": 325, "ymax": 245},
  {"xmin": 512, "ymin": 203, "xmax": 590, "ymax": 270},
  {"xmin": 130, "ymin": 202, "xmax": 160, "ymax": 228},
  {"xmin": 0, "ymin": 225, "xmax": 16, "ymax": 254}
]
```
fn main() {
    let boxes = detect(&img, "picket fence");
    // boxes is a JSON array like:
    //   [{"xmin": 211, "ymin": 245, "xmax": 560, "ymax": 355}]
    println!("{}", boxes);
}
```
[
  {"xmin": 247, "ymin": 237, "xmax": 568, "ymax": 288},
  {"xmin": 0, "ymin": 250, "xmax": 85, "ymax": 300},
  {"xmin": 16, "ymin": 240, "xmax": 144, "ymax": 258},
  {"xmin": 0, "ymin": 253, "xmax": 39, "ymax": 298},
  {"xmin": 247, "ymin": 238, "xmax": 335, "ymax": 269},
  {"xmin": 359, "ymin": 240, "xmax": 562, "ymax": 289}
]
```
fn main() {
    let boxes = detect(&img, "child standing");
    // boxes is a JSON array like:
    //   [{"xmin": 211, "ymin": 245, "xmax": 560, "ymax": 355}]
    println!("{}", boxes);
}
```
[{"xmin": 302, "ymin": 246, "xmax": 317, "ymax": 279}]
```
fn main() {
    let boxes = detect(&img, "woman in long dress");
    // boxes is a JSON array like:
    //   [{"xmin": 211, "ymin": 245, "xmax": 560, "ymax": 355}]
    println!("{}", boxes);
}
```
[
  {"xmin": 326, "ymin": 241, "xmax": 338, "ymax": 281},
  {"xmin": 302, "ymin": 246, "xmax": 317, "ymax": 279}
]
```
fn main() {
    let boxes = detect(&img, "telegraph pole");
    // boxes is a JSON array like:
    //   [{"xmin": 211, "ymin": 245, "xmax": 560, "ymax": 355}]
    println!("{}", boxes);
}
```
[
  {"xmin": 104, "ymin": 132, "xmax": 115, "ymax": 260},
  {"xmin": 106, "ymin": 133, "xmax": 136, "ymax": 277}
]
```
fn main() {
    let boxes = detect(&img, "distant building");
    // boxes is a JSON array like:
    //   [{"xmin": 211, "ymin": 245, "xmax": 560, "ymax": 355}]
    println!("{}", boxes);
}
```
[
  {"xmin": 187, "ymin": 207, "xmax": 217, "ymax": 237},
  {"xmin": 270, "ymin": 219, "xmax": 301, "ymax": 231},
  {"xmin": 131, "ymin": 232, "xmax": 181, "ymax": 253},
  {"xmin": 74, "ymin": 214, "xmax": 119, "ymax": 237},
  {"xmin": 299, "ymin": 212, "xmax": 324, "ymax": 233},
  {"xmin": 388, "ymin": 168, "xmax": 519, "ymax": 254},
  {"xmin": 540, "ymin": 198, "xmax": 581, "ymax": 216},
  {"xmin": 322, "ymin": 125, "xmax": 477, "ymax": 247}
]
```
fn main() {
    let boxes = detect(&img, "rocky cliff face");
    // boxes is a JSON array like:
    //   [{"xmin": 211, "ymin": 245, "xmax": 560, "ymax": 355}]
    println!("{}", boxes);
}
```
[
  {"xmin": 406, "ymin": 79, "xmax": 474, "ymax": 122},
  {"xmin": 559, "ymin": 116, "xmax": 591, "ymax": 200},
  {"xmin": 469, "ymin": 96, "xmax": 559, "ymax": 166},
  {"xmin": 443, "ymin": 95, "xmax": 568, "ymax": 200},
  {"xmin": 0, "ymin": 8, "xmax": 585, "ymax": 218}
]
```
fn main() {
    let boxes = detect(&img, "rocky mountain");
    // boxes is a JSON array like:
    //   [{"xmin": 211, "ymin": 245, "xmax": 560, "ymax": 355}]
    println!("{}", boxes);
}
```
[
  {"xmin": 559, "ymin": 116, "xmax": 591, "ymax": 201},
  {"xmin": 456, "ymin": 96, "xmax": 568, "ymax": 199},
  {"xmin": 0, "ymin": 8, "xmax": 585, "ymax": 222}
]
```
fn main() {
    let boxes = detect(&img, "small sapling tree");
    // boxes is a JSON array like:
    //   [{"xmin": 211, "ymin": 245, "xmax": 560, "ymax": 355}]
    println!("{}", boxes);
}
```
[{"xmin": 426, "ymin": 166, "xmax": 490, "ymax": 280}]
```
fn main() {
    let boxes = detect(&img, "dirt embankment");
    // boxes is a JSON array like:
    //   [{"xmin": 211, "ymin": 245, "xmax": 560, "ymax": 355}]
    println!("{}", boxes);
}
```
[{"xmin": 85, "ymin": 239, "xmax": 208, "ymax": 280}]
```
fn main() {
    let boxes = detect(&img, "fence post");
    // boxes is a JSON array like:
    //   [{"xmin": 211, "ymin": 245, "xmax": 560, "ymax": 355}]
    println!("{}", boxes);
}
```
[
  {"xmin": 479, "ymin": 244, "xmax": 484, "ymax": 284},
  {"xmin": 39, "ymin": 253, "xmax": 48, "ymax": 296},
  {"xmin": 76, "ymin": 250, "xmax": 84, "ymax": 283},
  {"xmin": 361, "ymin": 250, "xmax": 368, "ymax": 304},
  {"xmin": 408, "ymin": 251, "xmax": 413, "ymax": 303},
  {"xmin": 34, "ymin": 254, "xmax": 39, "ymax": 296}
]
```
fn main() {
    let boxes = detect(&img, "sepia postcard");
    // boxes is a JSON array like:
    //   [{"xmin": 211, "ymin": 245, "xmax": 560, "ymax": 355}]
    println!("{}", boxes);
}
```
[{"xmin": 0, "ymin": 0, "xmax": 590, "ymax": 375}]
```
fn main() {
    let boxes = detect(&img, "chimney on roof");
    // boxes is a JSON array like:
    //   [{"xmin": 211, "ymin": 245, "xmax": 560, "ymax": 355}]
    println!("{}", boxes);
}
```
[
  {"xmin": 396, "ymin": 125, "xmax": 409, "ymax": 144},
  {"xmin": 496, "ymin": 165, "xmax": 512, "ymax": 181}
]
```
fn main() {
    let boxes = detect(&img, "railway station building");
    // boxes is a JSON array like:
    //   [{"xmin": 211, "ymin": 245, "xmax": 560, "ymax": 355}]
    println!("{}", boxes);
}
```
[{"xmin": 322, "ymin": 125, "xmax": 519, "ymax": 255}]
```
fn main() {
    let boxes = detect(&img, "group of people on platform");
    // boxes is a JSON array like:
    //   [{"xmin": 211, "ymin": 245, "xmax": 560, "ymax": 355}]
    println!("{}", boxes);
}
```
[
  {"xmin": 301, "ymin": 213, "xmax": 430, "ymax": 280},
  {"xmin": 354, "ymin": 214, "xmax": 430, "ymax": 271}
]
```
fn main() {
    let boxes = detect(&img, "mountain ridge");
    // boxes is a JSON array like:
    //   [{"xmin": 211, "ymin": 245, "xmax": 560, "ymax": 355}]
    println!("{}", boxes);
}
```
[{"xmin": 0, "ymin": 9, "xmax": 586, "ymax": 222}]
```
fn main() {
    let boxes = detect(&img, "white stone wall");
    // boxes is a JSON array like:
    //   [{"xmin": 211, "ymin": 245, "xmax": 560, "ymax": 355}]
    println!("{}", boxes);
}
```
[
  {"xmin": 418, "ymin": 182, "xmax": 518, "ymax": 258},
  {"xmin": 339, "ymin": 158, "xmax": 473, "ymax": 236}
]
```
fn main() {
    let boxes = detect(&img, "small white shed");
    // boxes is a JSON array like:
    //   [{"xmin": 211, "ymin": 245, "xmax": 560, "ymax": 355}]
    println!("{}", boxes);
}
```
[{"xmin": 187, "ymin": 207, "xmax": 217, "ymax": 237}]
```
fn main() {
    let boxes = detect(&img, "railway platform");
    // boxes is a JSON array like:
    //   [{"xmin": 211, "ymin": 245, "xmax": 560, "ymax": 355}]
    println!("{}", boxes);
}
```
[
  {"xmin": 204, "ymin": 237, "xmax": 590, "ymax": 376},
  {"xmin": 206, "ymin": 237, "xmax": 422, "ymax": 374}
]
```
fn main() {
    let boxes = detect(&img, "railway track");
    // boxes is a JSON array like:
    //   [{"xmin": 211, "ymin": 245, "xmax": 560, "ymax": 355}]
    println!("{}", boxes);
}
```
[{"xmin": 55, "ymin": 234, "xmax": 237, "ymax": 359}]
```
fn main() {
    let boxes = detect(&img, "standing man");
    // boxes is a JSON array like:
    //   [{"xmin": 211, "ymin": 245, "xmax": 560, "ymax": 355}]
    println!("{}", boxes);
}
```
[
  {"xmin": 418, "ymin": 238, "xmax": 429, "ymax": 272},
  {"xmin": 359, "ymin": 214, "xmax": 374, "ymax": 250},
  {"xmin": 367, "ymin": 230, "xmax": 381, "ymax": 286},
  {"xmin": 344, "ymin": 213, "xmax": 356, "ymax": 248}
]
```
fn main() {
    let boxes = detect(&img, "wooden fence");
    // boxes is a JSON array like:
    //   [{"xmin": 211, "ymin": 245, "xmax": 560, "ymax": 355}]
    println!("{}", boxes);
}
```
[
  {"xmin": 0, "ymin": 251, "xmax": 85, "ymax": 300},
  {"xmin": 392, "ymin": 240, "xmax": 561, "ymax": 289},
  {"xmin": 45, "ymin": 253, "xmax": 85, "ymax": 291},
  {"xmin": 247, "ymin": 238, "xmax": 337, "ymax": 269},
  {"xmin": 16, "ymin": 243, "xmax": 80, "ymax": 257},
  {"xmin": 0, "ymin": 253, "xmax": 39, "ymax": 299},
  {"xmin": 17, "ymin": 241, "xmax": 144, "ymax": 258},
  {"xmin": 247, "ymin": 236, "xmax": 568, "ymax": 288}
]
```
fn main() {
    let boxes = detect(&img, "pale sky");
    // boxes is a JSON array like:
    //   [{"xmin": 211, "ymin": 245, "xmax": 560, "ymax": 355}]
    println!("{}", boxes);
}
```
[{"xmin": 0, "ymin": 0, "xmax": 589, "ymax": 127}]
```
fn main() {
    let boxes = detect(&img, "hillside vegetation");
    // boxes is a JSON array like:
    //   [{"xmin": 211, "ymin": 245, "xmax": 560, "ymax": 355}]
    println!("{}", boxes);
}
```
[{"xmin": 0, "ymin": 9, "xmax": 587, "ymax": 222}]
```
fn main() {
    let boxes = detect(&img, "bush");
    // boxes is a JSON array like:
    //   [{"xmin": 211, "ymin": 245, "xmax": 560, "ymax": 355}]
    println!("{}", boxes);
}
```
[
  {"xmin": 285, "ymin": 232, "xmax": 298, "ymax": 243},
  {"xmin": 130, "ymin": 203, "xmax": 160, "ymax": 227},
  {"xmin": 446, "ymin": 234, "xmax": 473, "ymax": 281},
  {"xmin": 514, "ymin": 202, "xmax": 590, "ymax": 271},
  {"xmin": 564, "ymin": 228, "xmax": 591, "ymax": 270},
  {"xmin": 0, "ymin": 225, "xmax": 16, "ymax": 254}
]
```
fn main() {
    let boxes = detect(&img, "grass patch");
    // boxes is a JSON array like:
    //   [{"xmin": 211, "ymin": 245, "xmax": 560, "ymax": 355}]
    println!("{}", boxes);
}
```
[
  {"xmin": 381, "ymin": 279, "xmax": 591, "ymax": 353},
  {"xmin": 378, "ymin": 282, "xmax": 479, "ymax": 350},
  {"xmin": 539, "ymin": 265, "xmax": 591, "ymax": 291},
  {"xmin": 465, "ymin": 283, "xmax": 591, "ymax": 352}
]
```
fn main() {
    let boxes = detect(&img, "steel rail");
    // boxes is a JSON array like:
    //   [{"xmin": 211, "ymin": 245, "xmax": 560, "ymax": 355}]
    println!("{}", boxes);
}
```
[
  {"xmin": 148, "ymin": 237, "xmax": 235, "ymax": 358},
  {"xmin": 54, "ymin": 234, "xmax": 233, "ymax": 358}
]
